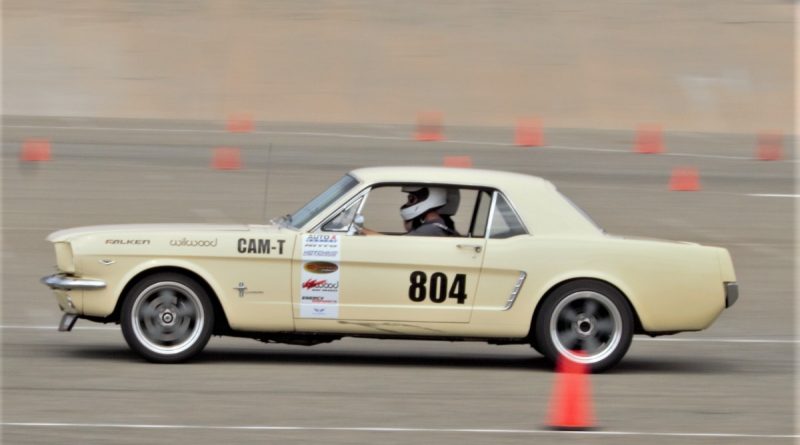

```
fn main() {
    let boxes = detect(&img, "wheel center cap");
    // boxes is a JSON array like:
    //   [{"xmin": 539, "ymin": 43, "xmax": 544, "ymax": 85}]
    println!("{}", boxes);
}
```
[
  {"xmin": 576, "ymin": 315, "xmax": 594, "ymax": 336},
  {"xmin": 160, "ymin": 310, "xmax": 175, "ymax": 326}
]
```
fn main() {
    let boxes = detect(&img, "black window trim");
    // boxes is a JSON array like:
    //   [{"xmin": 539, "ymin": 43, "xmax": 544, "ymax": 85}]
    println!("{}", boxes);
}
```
[{"xmin": 312, "ymin": 182, "xmax": 506, "ymax": 238}]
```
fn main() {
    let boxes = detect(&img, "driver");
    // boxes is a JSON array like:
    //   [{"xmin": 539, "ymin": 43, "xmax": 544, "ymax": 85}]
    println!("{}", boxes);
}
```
[
  {"xmin": 399, "ymin": 187, "xmax": 458, "ymax": 236},
  {"xmin": 358, "ymin": 187, "xmax": 458, "ymax": 237}
]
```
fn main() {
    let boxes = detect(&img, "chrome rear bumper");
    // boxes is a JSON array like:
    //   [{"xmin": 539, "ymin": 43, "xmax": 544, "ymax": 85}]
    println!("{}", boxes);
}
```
[
  {"xmin": 41, "ymin": 274, "xmax": 106, "ymax": 290},
  {"xmin": 725, "ymin": 282, "xmax": 739, "ymax": 308}
]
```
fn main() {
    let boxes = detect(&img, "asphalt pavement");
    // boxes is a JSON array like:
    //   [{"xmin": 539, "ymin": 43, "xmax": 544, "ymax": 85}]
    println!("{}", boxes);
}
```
[{"xmin": 1, "ymin": 117, "xmax": 795, "ymax": 444}]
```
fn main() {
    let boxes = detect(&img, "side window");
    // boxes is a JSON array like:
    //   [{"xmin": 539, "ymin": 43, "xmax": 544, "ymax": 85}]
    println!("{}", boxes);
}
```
[
  {"xmin": 360, "ymin": 186, "xmax": 405, "ymax": 233},
  {"xmin": 352, "ymin": 185, "xmax": 481, "ymax": 237},
  {"xmin": 322, "ymin": 196, "xmax": 363, "ymax": 232},
  {"xmin": 489, "ymin": 194, "xmax": 527, "ymax": 239}
]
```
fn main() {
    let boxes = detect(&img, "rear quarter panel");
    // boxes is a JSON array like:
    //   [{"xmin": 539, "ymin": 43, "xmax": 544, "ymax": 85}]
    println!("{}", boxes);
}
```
[{"xmin": 474, "ymin": 235, "xmax": 727, "ymax": 335}]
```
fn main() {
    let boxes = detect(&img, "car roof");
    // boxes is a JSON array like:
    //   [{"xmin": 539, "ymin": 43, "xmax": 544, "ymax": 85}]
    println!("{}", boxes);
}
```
[{"xmin": 349, "ymin": 166, "xmax": 555, "ymax": 191}]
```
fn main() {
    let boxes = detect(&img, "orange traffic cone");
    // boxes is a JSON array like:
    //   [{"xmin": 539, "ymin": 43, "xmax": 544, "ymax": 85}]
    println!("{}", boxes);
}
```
[
  {"xmin": 415, "ymin": 112, "xmax": 444, "ymax": 141},
  {"xmin": 226, "ymin": 113, "xmax": 254, "ymax": 133},
  {"xmin": 212, "ymin": 147, "xmax": 242, "ymax": 170},
  {"xmin": 756, "ymin": 132, "xmax": 783, "ymax": 161},
  {"xmin": 443, "ymin": 155, "xmax": 473, "ymax": 168},
  {"xmin": 515, "ymin": 118, "xmax": 544, "ymax": 147},
  {"xmin": 20, "ymin": 139, "xmax": 52, "ymax": 162},
  {"xmin": 547, "ymin": 352, "xmax": 595, "ymax": 430},
  {"xmin": 634, "ymin": 124, "xmax": 665, "ymax": 154},
  {"xmin": 669, "ymin": 167, "xmax": 701, "ymax": 191}
]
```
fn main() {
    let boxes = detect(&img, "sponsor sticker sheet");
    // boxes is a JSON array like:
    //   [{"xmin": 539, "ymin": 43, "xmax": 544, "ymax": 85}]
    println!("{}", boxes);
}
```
[{"xmin": 300, "ymin": 234, "xmax": 341, "ymax": 318}]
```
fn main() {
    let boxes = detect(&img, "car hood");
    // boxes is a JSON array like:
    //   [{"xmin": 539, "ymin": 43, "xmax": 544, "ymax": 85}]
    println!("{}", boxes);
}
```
[{"xmin": 46, "ymin": 223, "xmax": 268, "ymax": 243}]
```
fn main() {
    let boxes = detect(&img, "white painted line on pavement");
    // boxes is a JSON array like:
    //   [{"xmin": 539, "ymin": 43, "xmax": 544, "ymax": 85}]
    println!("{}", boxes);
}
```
[
  {"xmin": 543, "ymin": 144, "xmax": 626, "ymax": 154},
  {"xmin": 550, "ymin": 144, "xmax": 752, "ymax": 160},
  {"xmin": 1, "ymin": 422, "xmax": 795, "ymax": 439},
  {"xmin": 0, "ymin": 325, "xmax": 795, "ymax": 344},
  {"xmin": 635, "ymin": 337, "xmax": 797, "ymax": 344},
  {"xmin": 4, "ymin": 124, "xmax": 410, "ymax": 141},
  {"xmin": 442, "ymin": 139, "xmax": 515, "ymax": 147},
  {"xmin": 5, "ymin": 124, "xmax": 223, "ymax": 134},
  {"xmin": 661, "ymin": 152, "xmax": 752, "ymax": 161},
  {"xmin": 747, "ymin": 193, "xmax": 800, "ymax": 198},
  {"xmin": 258, "ymin": 130, "xmax": 409, "ymax": 141},
  {"xmin": 5, "ymin": 124, "xmax": 784, "ymax": 162},
  {"xmin": 0, "ymin": 325, "xmax": 117, "ymax": 331}
]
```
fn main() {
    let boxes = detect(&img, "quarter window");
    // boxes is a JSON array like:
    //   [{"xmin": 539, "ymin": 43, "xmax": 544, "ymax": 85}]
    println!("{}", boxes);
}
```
[
  {"xmin": 322, "ymin": 196, "xmax": 364, "ymax": 232},
  {"xmin": 489, "ymin": 194, "xmax": 527, "ymax": 239}
]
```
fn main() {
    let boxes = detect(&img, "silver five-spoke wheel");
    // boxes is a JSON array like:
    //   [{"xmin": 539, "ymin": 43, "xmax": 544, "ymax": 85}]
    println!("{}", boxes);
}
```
[
  {"xmin": 132, "ymin": 282, "xmax": 204, "ymax": 355},
  {"xmin": 122, "ymin": 273, "xmax": 214, "ymax": 363},
  {"xmin": 534, "ymin": 280, "xmax": 633, "ymax": 373},
  {"xmin": 550, "ymin": 291, "xmax": 622, "ymax": 365}
]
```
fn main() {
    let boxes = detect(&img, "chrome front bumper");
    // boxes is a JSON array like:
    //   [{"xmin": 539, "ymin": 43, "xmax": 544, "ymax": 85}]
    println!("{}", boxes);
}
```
[
  {"xmin": 41, "ymin": 274, "xmax": 106, "ymax": 290},
  {"xmin": 59, "ymin": 313, "xmax": 79, "ymax": 332}
]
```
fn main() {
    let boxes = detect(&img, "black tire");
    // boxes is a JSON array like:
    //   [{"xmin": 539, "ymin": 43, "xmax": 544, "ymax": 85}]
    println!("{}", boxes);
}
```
[
  {"xmin": 121, "ymin": 272, "xmax": 214, "ymax": 363},
  {"xmin": 530, "ymin": 335, "xmax": 544, "ymax": 355},
  {"xmin": 534, "ymin": 279, "xmax": 633, "ymax": 373}
]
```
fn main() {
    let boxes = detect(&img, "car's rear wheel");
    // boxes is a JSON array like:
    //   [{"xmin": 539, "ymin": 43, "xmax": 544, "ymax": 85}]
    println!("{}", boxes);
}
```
[
  {"xmin": 534, "ymin": 280, "xmax": 633, "ymax": 373},
  {"xmin": 121, "ymin": 273, "xmax": 214, "ymax": 363}
]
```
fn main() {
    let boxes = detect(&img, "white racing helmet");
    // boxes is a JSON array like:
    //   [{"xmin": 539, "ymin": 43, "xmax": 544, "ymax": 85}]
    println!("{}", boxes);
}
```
[
  {"xmin": 400, "ymin": 187, "xmax": 448, "ymax": 221},
  {"xmin": 402, "ymin": 186, "xmax": 459, "ymax": 215}
]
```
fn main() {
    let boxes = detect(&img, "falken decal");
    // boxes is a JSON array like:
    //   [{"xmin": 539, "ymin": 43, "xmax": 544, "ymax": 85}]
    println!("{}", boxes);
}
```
[{"xmin": 105, "ymin": 239, "xmax": 150, "ymax": 245}]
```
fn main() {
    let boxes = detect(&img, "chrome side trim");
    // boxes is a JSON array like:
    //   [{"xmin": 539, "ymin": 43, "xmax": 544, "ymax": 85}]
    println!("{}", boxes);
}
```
[
  {"xmin": 502, "ymin": 271, "xmax": 527, "ymax": 310},
  {"xmin": 484, "ymin": 191, "xmax": 499, "ymax": 240},
  {"xmin": 41, "ymin": 274, "xmax": 107, "ymax": 290}
]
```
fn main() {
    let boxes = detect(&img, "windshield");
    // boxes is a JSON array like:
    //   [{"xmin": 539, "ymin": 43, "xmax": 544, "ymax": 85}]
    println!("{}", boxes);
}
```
[{"xmin": 287, "ymin": 175, "xmax": 359, "ymax": 229}]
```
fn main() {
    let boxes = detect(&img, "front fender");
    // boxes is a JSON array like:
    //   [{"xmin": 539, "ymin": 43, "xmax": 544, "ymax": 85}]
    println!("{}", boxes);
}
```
[{"xmin": 78, "ymin": 257, "xmax": 230, "ymax": 319}]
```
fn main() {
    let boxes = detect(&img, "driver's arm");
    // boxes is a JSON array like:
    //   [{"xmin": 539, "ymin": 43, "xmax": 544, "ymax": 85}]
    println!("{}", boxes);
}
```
[{"xmin": 356, "ymin": 226, "xmax": 381, "ymax": 236}]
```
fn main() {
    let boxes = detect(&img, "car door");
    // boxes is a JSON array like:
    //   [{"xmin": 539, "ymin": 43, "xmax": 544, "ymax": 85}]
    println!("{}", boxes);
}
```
[
  {"xmin": 332, "ymin": 234, "xmax": 484, "ymax": 322},
  {"xmin": 292, "ymin": 186, "xmax": 487, "ymax": 328}
]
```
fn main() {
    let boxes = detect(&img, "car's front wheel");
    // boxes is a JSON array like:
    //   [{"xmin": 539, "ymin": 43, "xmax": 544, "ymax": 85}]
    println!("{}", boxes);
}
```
[
  {"xmin": 534, "ymin": 279, "xmax": 633, "ymax": 373},
  {"xmin": 121, "ymin": 273, "xmax": 214, "ymax": 363}
]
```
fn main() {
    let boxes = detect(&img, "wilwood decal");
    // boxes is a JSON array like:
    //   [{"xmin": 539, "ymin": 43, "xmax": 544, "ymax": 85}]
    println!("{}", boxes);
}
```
[{"xmin": 170, "ymin": 238, "xmax": 218, "ymax": 247}]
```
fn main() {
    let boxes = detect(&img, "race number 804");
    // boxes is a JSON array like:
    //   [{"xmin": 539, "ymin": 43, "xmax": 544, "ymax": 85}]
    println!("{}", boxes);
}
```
[{"xmin": 408, "ymin": 271, "xmax": 467, "ymax": 304}]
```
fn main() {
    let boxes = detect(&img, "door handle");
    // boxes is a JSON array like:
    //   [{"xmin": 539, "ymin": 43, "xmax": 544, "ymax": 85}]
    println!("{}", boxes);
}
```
[{"xmin": 457, "ymin": 243, "xmax": 482, "ymax": 253}]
